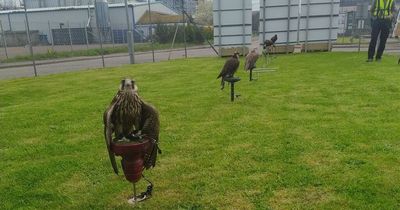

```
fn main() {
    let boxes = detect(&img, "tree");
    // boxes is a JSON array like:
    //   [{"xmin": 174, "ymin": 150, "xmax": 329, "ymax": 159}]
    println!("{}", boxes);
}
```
[{"xmin": 194, "ymin": 0, "xmax": 212, "ymax": 26}]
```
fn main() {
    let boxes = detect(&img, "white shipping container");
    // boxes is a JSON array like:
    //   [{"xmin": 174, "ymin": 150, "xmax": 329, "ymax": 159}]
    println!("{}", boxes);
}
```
[
  {"xmin": 213, "ymin": 0, "xmax": 252, "ymax": 56},
  {"xmin": 259, "ymin": 0, "xmax": 340, "ymax": 48}
]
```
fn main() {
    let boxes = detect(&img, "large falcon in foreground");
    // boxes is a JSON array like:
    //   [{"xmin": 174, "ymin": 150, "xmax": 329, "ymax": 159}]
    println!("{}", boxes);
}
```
[
  {"xmin": 217, "ymin": 52, "xmax": 240, "ymax": 90},
  {"xmin": 103, "ymin": 78, "xmax": 160, "ymax": 174}
]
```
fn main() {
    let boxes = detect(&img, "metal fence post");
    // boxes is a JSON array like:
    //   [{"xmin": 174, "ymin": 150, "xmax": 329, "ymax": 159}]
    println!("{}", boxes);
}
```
[
  {"xmin": 110, "ymin": 24, "xmax": 115, "ymax": 48},
  {"xmin": 98, "ymin": 28, "xmax": 105, "ymax": 68},
  {"xmin": 262, "ymin": 0, "xmax": 266, "ymax": 48},
  {"xmin": 68, "ymin": 21, "xmax": 73, "ymax": 52},
  {"xmin": 147, "ymin": 0, "xmax": 155, "ymax": 62},
  {"xmin": 218, "ymin": 0, "xmax": 222, "ymax": 57},
  {"xmin": 23, "ymin": 0, "xmax": 37, "ymax": 77},
  {"xmin": 286, "ymin": 0, "xmax": 291, "ymax": 54},
  {"xmin": 125, "ymin": 0, "xmax": 134, "ymax": 64},
  {"xmin": 305, "ymin": 0, "xmax": 310, "ymax": 53},
  {"xmin": 328, "ymin": 0, "xmax": 334, "ymax": 51},
  {"xmin": 241, "ymin": 0, "xmax": 245, "ymax": 55},
  {"xmin": 296, "ymin": 0, "xmax": 301, "ymax": 44},
  {"xmin": 48, "ymin": 21, "xmax": 54, "ymax": 51},
  {"xmin": 84, "ymin": 25, "xmax": 89, "ymax": 49},
  {"xmin": 0, "ymin": 20, "xmax": 9, "ymax": 59},
  {"xmin": 181, "ymin": 0, "xmax": 187, "ymax": 58}
]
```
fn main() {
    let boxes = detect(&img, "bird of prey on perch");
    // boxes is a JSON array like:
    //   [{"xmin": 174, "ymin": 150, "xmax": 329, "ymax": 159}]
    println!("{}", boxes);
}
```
[
  {"xmin": 263, "ymin": 34, "xmax": 278, "ymax": 54},
  {"xmin": 216, "ymin": 52, "xmax": 240, "ymax": 90},
  {"xmin": 244, "ymin": 48, "xmax": 259, "ymax": 71},
  {"xmin": 103, "ymin": 78, "xmax": 161, "ymax": 174}
]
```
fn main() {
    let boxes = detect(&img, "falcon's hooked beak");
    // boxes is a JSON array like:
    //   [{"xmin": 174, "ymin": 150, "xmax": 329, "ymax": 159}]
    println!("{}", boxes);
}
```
[{"xmin": 120, "ymin": 78, "xmax": 138, "ymax": 92}]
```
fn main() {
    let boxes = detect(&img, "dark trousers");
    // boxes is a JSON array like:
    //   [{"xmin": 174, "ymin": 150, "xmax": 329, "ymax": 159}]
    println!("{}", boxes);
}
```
[{"xmin": 368, "ymin": 19, "xmax": 391, "ymax": 59}]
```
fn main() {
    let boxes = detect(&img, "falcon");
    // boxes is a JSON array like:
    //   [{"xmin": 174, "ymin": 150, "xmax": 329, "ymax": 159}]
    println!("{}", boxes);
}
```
[
  {"xmin": 103, "ymin": 78, "xmax": 161, "ymax": 174},
  {"xmin": 244, "ymin": 48, "xmax": 259, "ymax": 71},
  {"xmin": 263, "ymin": 34, "xmax": 278, "ymax": 54},
  {"xmin": 216, "ymin": 51, "xmax": 240, "ymax": 90}
]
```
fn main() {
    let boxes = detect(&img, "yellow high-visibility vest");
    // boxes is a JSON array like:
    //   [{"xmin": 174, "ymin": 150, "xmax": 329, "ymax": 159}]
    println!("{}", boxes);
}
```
[{"xmin": 374, "ymin": 0, "xmax": 394, "ymax": 18}]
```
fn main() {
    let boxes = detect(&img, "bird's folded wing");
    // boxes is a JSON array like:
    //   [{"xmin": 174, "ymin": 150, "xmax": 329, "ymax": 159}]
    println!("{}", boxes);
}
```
[{"xmin": 104, "ymin": 103, "xmax": 119, "ymax": 174}]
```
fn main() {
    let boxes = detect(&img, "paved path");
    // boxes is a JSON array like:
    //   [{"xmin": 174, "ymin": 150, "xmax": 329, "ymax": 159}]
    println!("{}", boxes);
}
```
[
  {"xmin": 0, "ymin": 47, "xmax": 216, "ymax": 80},
  {"xmin": 1, "ymin": 43, "xmax": 399, "ymax": 80}
]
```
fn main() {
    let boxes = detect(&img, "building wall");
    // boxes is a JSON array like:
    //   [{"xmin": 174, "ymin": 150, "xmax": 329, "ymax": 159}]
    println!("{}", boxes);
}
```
[{"xmin": 0, "ymin": 2, "xmax": 177, "ymax": 44}]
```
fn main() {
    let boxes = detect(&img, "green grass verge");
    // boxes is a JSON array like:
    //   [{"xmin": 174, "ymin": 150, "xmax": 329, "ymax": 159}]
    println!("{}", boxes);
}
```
[
  {"xmin": 336, "ymin": 36, "xmax": 362, "ymax": 44},
  {"xmin": 1, "ymin": 42, "xmax": 203, "ymax": 63},
  {"xmin": 1, "ymin": 53, "xmax": 400, "ymax": 209}
]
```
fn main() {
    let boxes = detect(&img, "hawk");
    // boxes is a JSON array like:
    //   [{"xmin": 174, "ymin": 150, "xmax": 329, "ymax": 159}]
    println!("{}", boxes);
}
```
[
  {"xmin": 263, "ymin": 34, "xmax": 278, "ymax": 49},
  {"xmin": 244, "ymin": 48, "xmax": 259, "ymax": 71},
  {"xmin": 216, "ymin": 52, "xmax": 240, "ymax": 90},
  {"xmin": 103, "ymin": 78, "xmax": 161, "ymax": 174}
]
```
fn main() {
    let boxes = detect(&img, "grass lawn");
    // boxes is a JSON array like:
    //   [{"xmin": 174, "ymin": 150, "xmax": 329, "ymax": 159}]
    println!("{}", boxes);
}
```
[{"xmin": 1, "ymin": 52, "xmax": 400, "ymax": 209}]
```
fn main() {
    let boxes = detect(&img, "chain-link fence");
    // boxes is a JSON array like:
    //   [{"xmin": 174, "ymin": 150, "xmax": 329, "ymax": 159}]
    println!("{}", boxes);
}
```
[
  {"xmin": 0, "ymin": 0, "xmax": 216, "ymax": 78},
  {"xmin": 336, "ymin": 0, "xmax": 400, "ymax": 53},
  {"xmin": 2, "ymin": 0, "xmax": 400, "ymax": 79}
]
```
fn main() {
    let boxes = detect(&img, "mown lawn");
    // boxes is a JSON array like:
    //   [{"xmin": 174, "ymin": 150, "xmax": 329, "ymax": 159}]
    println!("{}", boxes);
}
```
[{"xmin": 1, "ymin": 52, "xmax": 400, "ymax": 209}]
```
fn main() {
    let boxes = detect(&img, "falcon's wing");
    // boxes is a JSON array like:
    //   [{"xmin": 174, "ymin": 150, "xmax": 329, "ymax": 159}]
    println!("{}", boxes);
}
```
[
  {"xmin": 140, "ymin": 103, "xmax": 160, "ymax": 169},
  {"xmin": 250, "ymin": 53, "xmax": 259, "ymax": 70},
  {"xmin": 232, "ymin": 58, "xmax": 240, "ymax": 75},
  {"xmin": 245, "ymin": 54, "xmax": 251, "ymax": 70},
  {"xmin": 103, "ymin": 103, "xmax": 119, "ymax": 174},
  {"xmin": 217, "ymin": 60, "xmax": 230, "ymax": 79}
]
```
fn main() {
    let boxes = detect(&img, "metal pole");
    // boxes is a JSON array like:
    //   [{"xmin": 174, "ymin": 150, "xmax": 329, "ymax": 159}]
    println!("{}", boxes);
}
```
[
  {"xmin": 305, "ymin": 0, "xmax": 310, "ymax": 52},
  {"xmin": 147, "ymin": 0, "xmax": 155, "ymax": 62},
  {"xmin": 133, "ymin": 183, "xmax": 137, "ymax": 204},
  {"xmin": 262, "ymin": 0, "xmax": 266, "ymax": 46},
  {"xmin": 286, "ymin": 0, "xmax": 291, "ymax": 54},
  {"xmin": 168, "ymin": 24, "xmax": 179, "ymax": 60},
  {"xmin": 181, "ymin": 0, "xmax": 187, "ymax": 58},
  {"xmin": 68, "ymin": 21, "xmax": 73, "ymax": 52},
  {"xmin": 241, "ymin": 0, "xmax": 245, "ymax": 55},
  {"xmin": 84, "ymin": 25, "xmax": 89, "ymax": 49},
  {"xmin": 328, "ymin": 0, "xmax": 334, "ymax": 51},
  {"xmin": 358, "ymin": 34, "xmax": 361, "ymax": 53},
  {"xmin": 23, "ymin": 0, "xmax": 37, "ymax": 77},
  {"xmin": 230, "ymin": 82, "xmax": 234, "ymax": 102},
  {"xmin": 7, "ymin": 13, "xmax": 12, "ymax": 31},
  {"xmin": 48, "ymin": 21, "xmax": 54, "ymax": 51},
  {"xmin": 125, "ymin": 0, "xmax": 134, "ymax": 64},
  {"xmin": 0, "ymin": 20, "xmax": 9, "ymax": 59},
  {"xmin": 297, "ymin": 0, "xmax": 301, "ymax": 44},
  {"xmin": 110, "ymin": 24, "xmax": 115, "ymax": 48},
  {"xmin": 98, "ymin": 28, "xmax": 105, "ymax": 68},
  {"xmin": 218, "ymin": 0, "xmax": 222, "ymax": 56}
]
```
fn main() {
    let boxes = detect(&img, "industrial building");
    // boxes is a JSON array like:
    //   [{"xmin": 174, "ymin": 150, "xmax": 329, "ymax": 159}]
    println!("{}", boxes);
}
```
[
  {"xmin": 0, "ymin": 1, "xmax": 180, "ymax": 46},
  {"xmin": 22, "ymin": 0, "xmax": 199, "ymax": 14}
]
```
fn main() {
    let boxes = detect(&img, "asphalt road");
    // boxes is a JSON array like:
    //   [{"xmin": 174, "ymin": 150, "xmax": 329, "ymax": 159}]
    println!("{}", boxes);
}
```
[
  {"xmin": 1, "ymin": 43, "xmax": 399, "ymax": 80},
  {"xmin": 0, "ymin": 47, "xmax": 217, "ymax": 80}
]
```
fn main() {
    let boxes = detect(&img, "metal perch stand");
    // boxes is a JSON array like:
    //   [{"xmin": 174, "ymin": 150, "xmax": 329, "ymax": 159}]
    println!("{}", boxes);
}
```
[
  {"xmin": 249, "ymin": 48, "xmax": 277, "ymax": 81},
  {"xmin": 223, "ymin": 77, "xmax": 241, "ymax": 102}
]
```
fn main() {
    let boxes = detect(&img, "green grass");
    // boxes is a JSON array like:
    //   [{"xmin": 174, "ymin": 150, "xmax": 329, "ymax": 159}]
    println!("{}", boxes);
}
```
[
  {"xmin": 1, "ymin": 52, "xmax": 400, "ymax": 209},
  {"xmin": 336, "ymin": 36, "xmax": 362, "ymax": 44},
  {"xmin": 1, "ymin": 42, "xmax": 202, "ymax": 63}
]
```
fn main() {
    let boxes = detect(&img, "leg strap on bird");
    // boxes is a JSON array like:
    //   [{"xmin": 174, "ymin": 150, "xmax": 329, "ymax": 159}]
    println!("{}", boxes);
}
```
[{"xmin": 132, "ymin": 174, "xmax": 153, "ymax": 202}]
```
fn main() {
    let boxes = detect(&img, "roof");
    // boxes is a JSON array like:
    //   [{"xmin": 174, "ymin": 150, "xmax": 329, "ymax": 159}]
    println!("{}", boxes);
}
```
[
  {"xmin": 137, "ymin": 10, "xmax": 183, "ymax": 24},
  {"xmin": 0, "ymin": 2, "xmax": 165, "ymax": 15}
]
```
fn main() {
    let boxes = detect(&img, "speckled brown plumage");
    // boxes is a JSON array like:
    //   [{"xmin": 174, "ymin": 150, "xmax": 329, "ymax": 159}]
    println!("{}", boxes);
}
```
[
  {"xmin": 244, "ymin": 49, "xmax": 259, "ymax": 71},
  {"xmin": 103, "ymin": 78, "xmax": 160, "ymax": 173},
  {"xmin": 217, "ymin": 52, "xmax": 240, "ymax": 90}
]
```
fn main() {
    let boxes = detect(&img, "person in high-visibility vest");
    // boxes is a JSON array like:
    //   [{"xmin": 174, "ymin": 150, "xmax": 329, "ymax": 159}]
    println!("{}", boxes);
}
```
[{"xmin": 367, "ymin": 0, "xmax": 396, "ymax": 62}]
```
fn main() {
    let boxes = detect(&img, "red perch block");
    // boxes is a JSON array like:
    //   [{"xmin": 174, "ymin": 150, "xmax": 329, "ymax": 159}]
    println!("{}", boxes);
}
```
[{"xmin": 111, "ymin": 138, "xmax": 152, "ymax": 183}]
